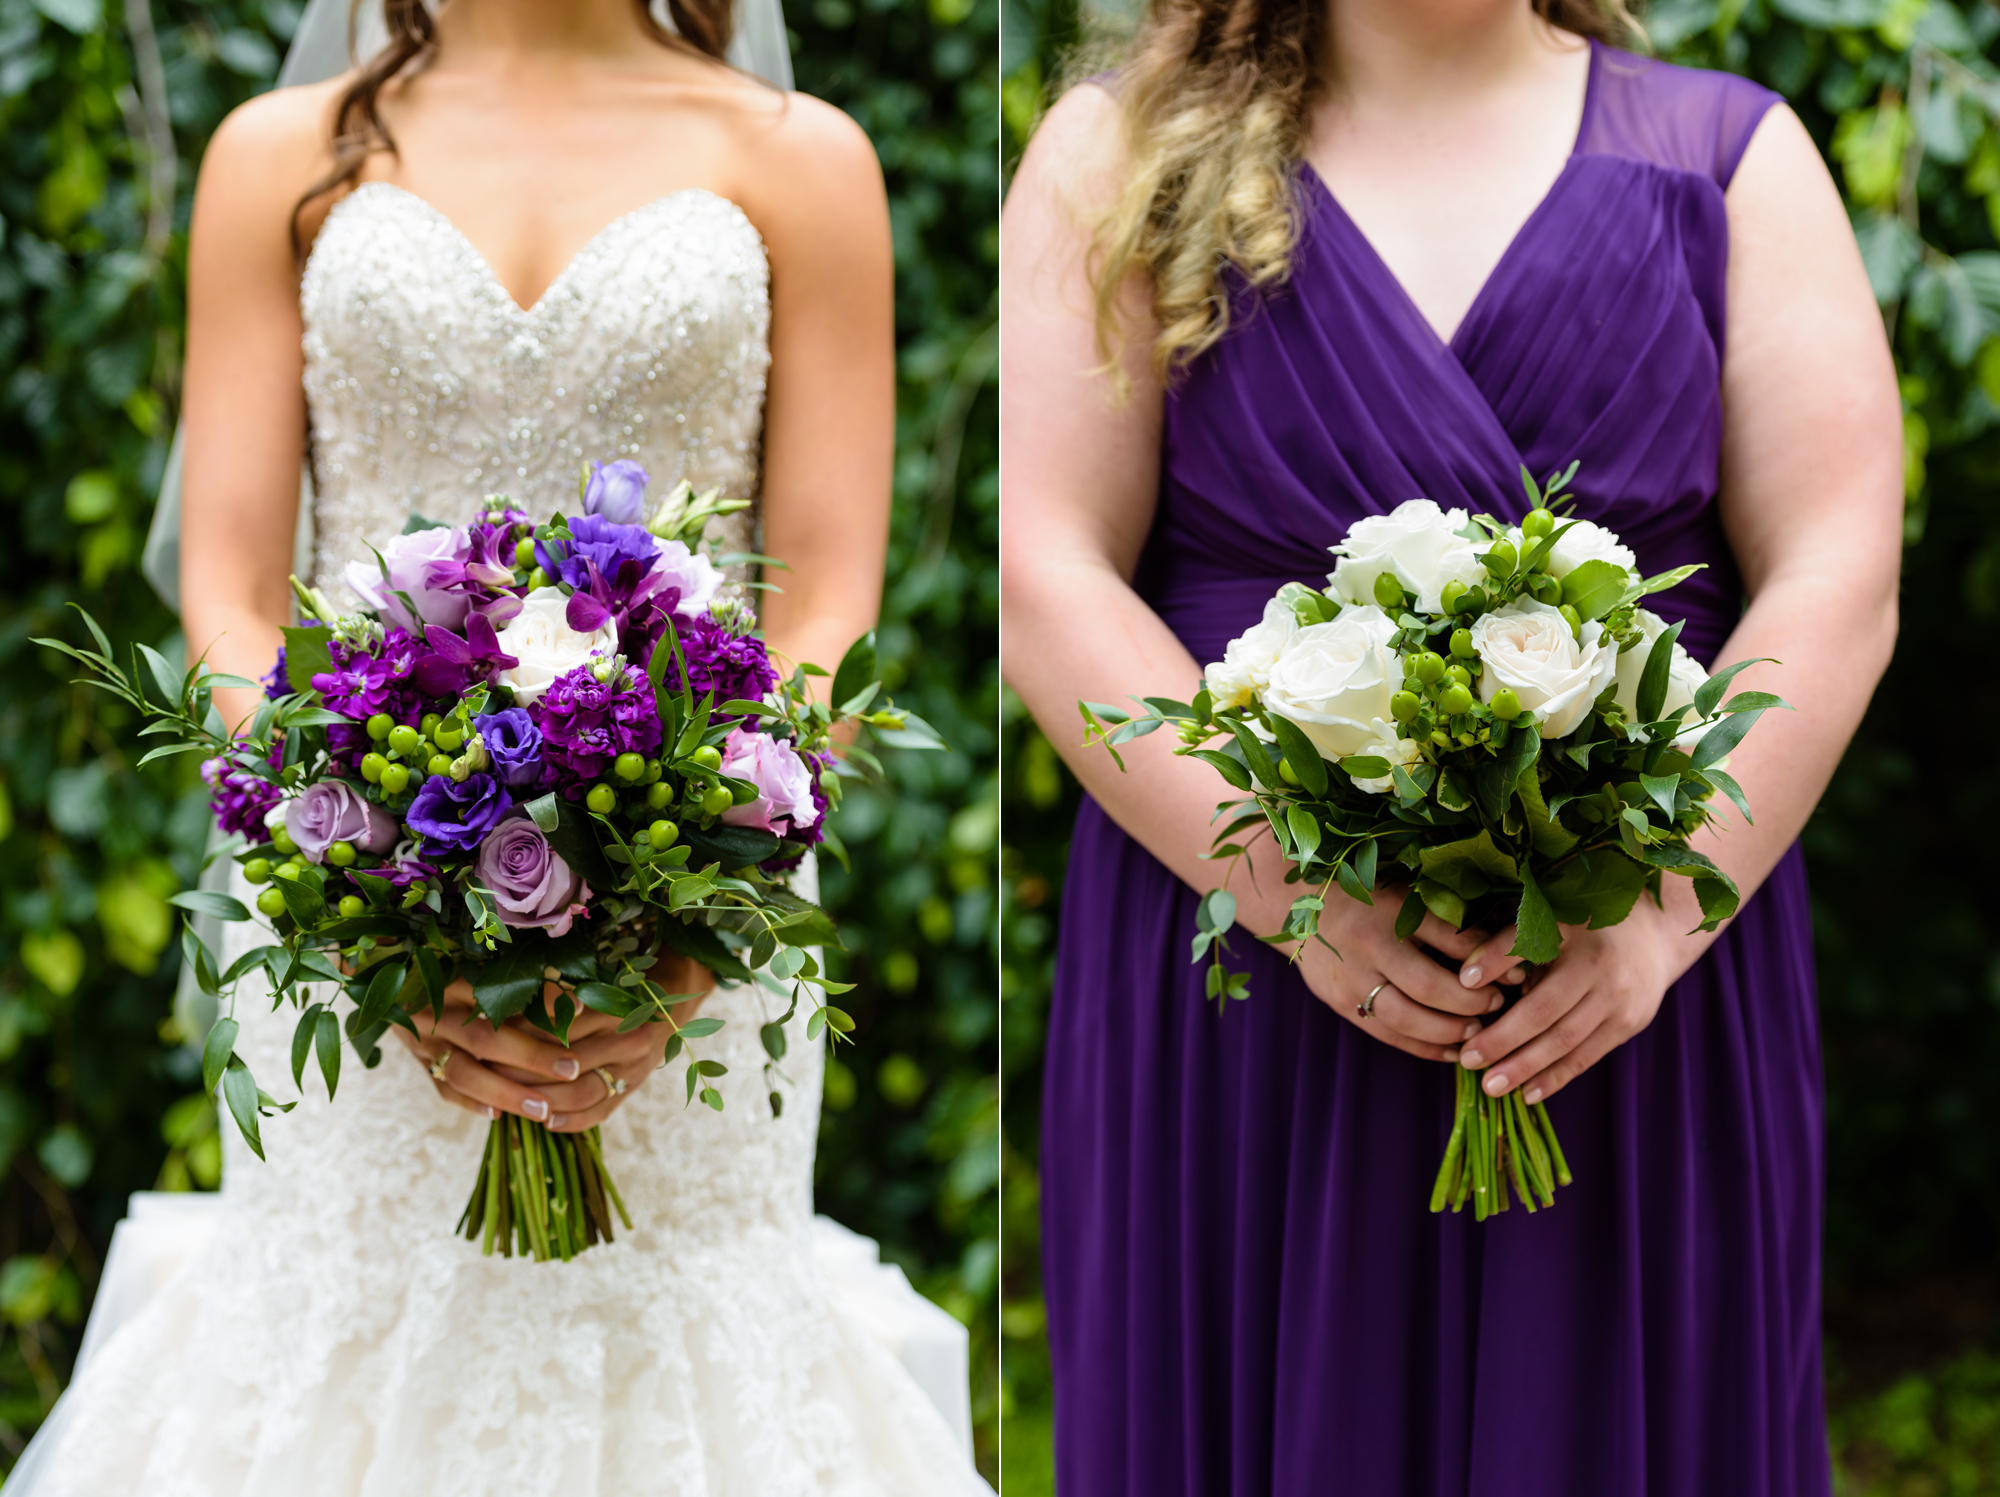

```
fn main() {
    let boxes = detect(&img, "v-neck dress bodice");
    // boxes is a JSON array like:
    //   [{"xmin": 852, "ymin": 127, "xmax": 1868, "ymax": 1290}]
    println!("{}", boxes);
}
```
[{"xmin": 1045, "ymin": 45, "xmax": 1826, "ymax": 1497}]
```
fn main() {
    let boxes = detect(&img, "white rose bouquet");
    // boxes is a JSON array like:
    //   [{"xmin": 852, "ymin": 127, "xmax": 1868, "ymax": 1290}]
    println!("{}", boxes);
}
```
[{"xmin": 1083, "ymin": 464, "xmax": 1785, "ymax": 1220}]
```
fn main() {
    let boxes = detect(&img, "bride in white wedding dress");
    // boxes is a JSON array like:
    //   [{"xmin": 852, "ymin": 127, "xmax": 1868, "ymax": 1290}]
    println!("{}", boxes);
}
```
[{"xmin": 7, "ymin": 2, "xmax": 989, "ymax": 1493}]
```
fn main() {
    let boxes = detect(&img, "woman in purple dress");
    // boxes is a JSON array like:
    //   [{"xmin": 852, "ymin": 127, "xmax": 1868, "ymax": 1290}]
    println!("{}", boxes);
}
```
[{"xmin": 1001, "ymin": 1, "xmax": 1902, "ymax": 1492}]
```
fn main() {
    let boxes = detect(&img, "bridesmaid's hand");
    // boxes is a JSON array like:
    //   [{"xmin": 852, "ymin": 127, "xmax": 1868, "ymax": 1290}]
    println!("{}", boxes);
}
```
[
  {"xmin": 1296, "ymin": 887, "xmax": 1506, "ymax": 1062},
  {"xmin": 390, "ymin": 954, "xmax": 716, "ymax": 1128},
  {"xmin": 1448, "ymin": 897, "xmax": 1701, "ymax": 1105}
]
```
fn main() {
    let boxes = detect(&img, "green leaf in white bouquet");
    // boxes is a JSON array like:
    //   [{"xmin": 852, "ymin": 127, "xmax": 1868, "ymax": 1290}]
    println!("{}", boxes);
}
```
[
  {"xmin": 1512, "ymin": 866, "xmax": 1561, "ymax": 965},
  {"xmin": 221, "ymin": 1060, "xmax": 264, "ymax": 1161},
  {"xmin": 1699, "ymin": 767, "xmax": 1755, "ymax": 825},
  {"xmin": 1635, "ymin": 618, "xmax": 1685, "ymax": 728},
  {"xmin": 1225, "ymin": 719, "xmax": 1282, "ymax": 789},
  {"xmin": 1615, "ymin": 564, "xmax": 1707, "ymax": 611},
  {"xmin": 1639, "ymin": 772, "xmax": 1681, "ymax": 820},
  {"xmin": 1335, "ymin": 860, "xmax": 1374, "ymax": 907},
  {"xmin": 1339, "ymin": 755, "xmax": 1392, "ymax": 780},
  {"xmin": 830, "ymin": 631, "xmax": 877, "ymax": 717},
  {"xmin": 201, "ymin": 1017, "xmax": 239, "ymax": 1096},
  {"xmin": 1418, "ymin": 829, "xmax": 1520, "ymax": 900},
  {"xmin": 1690, "ymin": 708, "xmax": 1766, "ymax": 772},
  {"xmin": 316, "ymin": 1008, "xmax": 342, "ymax": 1101},
  {"xmin": 1266, "ymin": 715, "xmax": 1328, "ymax": 796},
  {"xmin": 1513, "ymin": 766, "xmax": 1578, "ymax": 857},
  {"xmin": 1413, "ymin": 876, "xmax": 1466, "ymax": 928},
  {"xmin": 1539, "ymin": 846, "xmax": 1648, "ymax": 929},
  {"xmin": 290, "ymin": 1003, "xmax": 322, "ymax": 1091},
  {"xmin": 170, "ymin": 889, "xmax": 251, "ymax": 922},
  {"xmin": 1395, "ymin": 889, "xmax": 1427, "ymax": 941},
  {"xmin": 1558, "ymin": 559, "xmax": 1630, "ymax": 621},
  {"xmin": 1691, "ymin": 657, "xmax": 1776, "ymax": 719},
  {"xmin": 281, "ymin": 623, "xmax": 334, "ymax": 695},
  {"xmin": 1285, "ymin": 804, "xmax": 1322, "ymax": 865}
]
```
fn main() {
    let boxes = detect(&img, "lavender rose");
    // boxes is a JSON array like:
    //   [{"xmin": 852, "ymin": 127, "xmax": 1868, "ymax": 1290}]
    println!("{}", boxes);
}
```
[
  {"xmin": 284, "ymin": 780, "xmax": 399, "ymax": 864},
  {"xmin": 582, "ymin": 459, "xmax": 650, "ymax": 525},
  {"xmin": 405, "ymin": 773, "xmax": 513, "ymax": 856},
  {"xmin": 473, "ymin": 708, "xmax": 545, "ymax": 789},
  {"xmin": 344, "ymin": 525, "xmax": 474, "ymax": 632},
  {"xmin": 718, "ymin": 727, "xmax": 821, "ymax": 836},
  {"xmin": 475, "ymin": 815, "xmax": 590, "ymax": 935}
]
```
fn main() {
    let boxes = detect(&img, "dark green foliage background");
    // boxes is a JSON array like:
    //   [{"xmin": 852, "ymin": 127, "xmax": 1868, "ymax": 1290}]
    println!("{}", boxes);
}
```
[
  {"xmin": 0, "ymin": 0, "xmax": 996, "ymax": 1477},
  {"xmin": 1000, "ymin": 0, "xmax": 2000, "ymax": 1488}
]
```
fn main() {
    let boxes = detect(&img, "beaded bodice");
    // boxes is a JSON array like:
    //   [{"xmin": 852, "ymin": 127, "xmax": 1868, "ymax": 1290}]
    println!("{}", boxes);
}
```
[{"xmin": 300, "ymin": 182, "xmax": 769, "ymax": 608}]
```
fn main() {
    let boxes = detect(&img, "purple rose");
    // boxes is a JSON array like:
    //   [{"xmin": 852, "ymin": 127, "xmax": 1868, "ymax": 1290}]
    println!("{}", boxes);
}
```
[
  {"xmin": 473, "ymin": 708, "xmax": 544, "ymax": 789},
  {"xmin": 345, "ymin": 525, "xmax": 474, "ymax": 632},
  {"xmin": 475, "ymin": 814, "xmax": 590, "ymax": 935},
  {"xmin": 284, "ymin": 780, "xmax": 400, "ymax": 864},
  {"xmin": 534, "ymin": 663, "xmax": 662, "ymax": 789},
  {"xmin": 405, "ymin": 773, "xmax": 513, "ymax": 856},
  {"xmin": 718, "ymin": 727, "xmax": 820, "ymax": 836},
  {"xmin": 582, "ymin": 460, "xmax": 651, "ymax": 525}
]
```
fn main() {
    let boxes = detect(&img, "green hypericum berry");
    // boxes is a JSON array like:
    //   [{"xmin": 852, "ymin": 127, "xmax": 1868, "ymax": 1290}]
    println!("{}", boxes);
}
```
[
  {"xmin": 426, "ymin": 753, "xmax": 455, "ymax": 779},
  {"xmin": 645, "ymin": 780, "xmax": 675, "ymax": 810},
  {"xmin": 1411, "ymin": 651, "xmax": 1447, "ymax": 685},
  {"xmin": 692, "ymin": 745, "xmax": 724, "ymax": 772},
  {"xmin": 1559, "ymin": 604, "xmax": 1583, "ymax": 637},
  {"xmin": 275, "ymin": 861, "xmax": 305, "ymax": 882},
  {"xmin": 1484, "ymin": 538, "xmax": 1518, "ymax": 577},
  {"xmin": 527, "ymin": 567, "xmax": 552, "ymax": 590},
  {"xmin": 366, "ymin": 713, "xmax": 394, "ymax": 741},
  {"xmin": 379, "ymin": 763, "xmax": 412, "ymax": 795},
  {"xmin": 586, "ymin": 784, "xmax": 619, "ymax": 815},
  {"xmin": 1371, "ymin": 572, "xmax": 1407, "ymax": 610},
  {"xmin": 1278, "ymin": 758, "xmax": 1300, "ymax": 786},
  {"xmin": 325, "ymin": 840, "xmax": 357, "ymax": 868},
  {"xmin": 269, "ymin": 825, "xmax": 298, "ymax": 856},
  {"xmin": 433, "ymin": 720, "xmax": 466, "ymax": 751},
  {"xmin": 514, "ymin": 538, "xmax": 537, "ymax": 569},
  {"xmin": 644, "ymin": 760, "xmax": 664, "ymax": 784},
  {"xmin": 387, "ymin": 725, "xmax": 422, "ymax": 757},
  {"xmin": 420, "ymin": 712, "xmax": 443, "ymax": 739},
  {"xmin": 1521, "ymin": 508, "xmax": 1555, "ymax": 540},
  {"xmin": 1390, "ymin": 690, "xmax": 1422, "ymax": 724},
  {"xmin": 1490, "ymin": 688, "xmax": 1524, "ymax": 720},
  {"xmin": 648, "ymin": 819, "xmax": 680, "ymax": 848},
  {"xmin": 1439, "ymin": 684, "xmax": 1475, "ymax": 716},
  {"xmin": 243, "ymin": 858, "xmax": 273, "ymax": 884},
  {"xmin": 1445, "ymin": 663, "xmax": 1471, "ymax": 688},
  {"xmin": 337, "ymin": 895, "xmax": 366, "ymax": 919},
  {"xmin": 700, "ymin": 785, "xmax": 733, "ymax": 817},
  {"xmin": 1440, "ymin": 579, "xmax": 1468, "ymax": 615},
  {"xmin": 1450, "ymin": 627, "xmax": 1476, "ymax": 660},
  {"xmin": 256, "ymin": 888, "xmax": 289, "ymax": 918},
  {"xmin": 613, "ymin": 751, "xmax": 647, "ymax": 782},
  {"xmin": 360, "ymin": 752, "xmax": 388, "ymax": 783},
  {"xmin": 1530, "ymin": 573, "xmax": 1562, "ymax": 603}
]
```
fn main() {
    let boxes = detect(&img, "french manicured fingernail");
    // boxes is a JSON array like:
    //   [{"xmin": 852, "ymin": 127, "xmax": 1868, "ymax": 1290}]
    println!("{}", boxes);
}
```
[
  {"xmin": 1461, "ymin": 1049, "xmax": 1484, "ymax": 1069},
  {"xmin": 1462, "ymin": 965, "xmax": 1482, "ymax": 988},
  {"xmin": 479, "ymin": 1105, "xmax": 497, "ymax": 1120},
  {"xmin": 1525, "ymin": 1087, "xmax": 1544, "ymax": 1104},
  {"xmin": 553, "ymin": 1058, "xmax": 580, "ymax": 1080},
  {"xmin": 522, "ymin": 1097, "xmax": 550, "ymax": 1121},
  {"xmin": 1461, "ymin": 1021, "xmax": 1480, "ymax": 1040},
  {"xmin": 548, "ymin": 1115, "xmax": 568, "ymax": 1130},
  {"xmin": 1484, "ymin": 1072, "xmax": 1509, "ymax": 1096}
]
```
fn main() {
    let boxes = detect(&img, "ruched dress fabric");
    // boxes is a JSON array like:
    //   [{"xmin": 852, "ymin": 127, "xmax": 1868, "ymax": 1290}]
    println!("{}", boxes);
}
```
[
  {"xmin": 10, "ymin": 183, "xmax": 988, "ymax": 1497},
  {"xmin": 1042, "ymin": 45, "xmax": 1829, "ymax": 1497}
]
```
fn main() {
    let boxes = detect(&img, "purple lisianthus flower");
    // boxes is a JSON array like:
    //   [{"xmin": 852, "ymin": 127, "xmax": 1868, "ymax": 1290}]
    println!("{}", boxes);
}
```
[
  {"xmin": 718, "ymin": 726, "xmax": 820, "ymax": 837},
  {"xmin": 351, "ymin": 842, "xmax": 438, "ymax": 892},
  {"xmin": 473, "ymin": 708, "xmax": 544, "ymax": 789},
  {"xmin": 649, "ymin": 613, "xmax": 778, "ymax": 720},
  {"xmin": 582, "ymin": 460, "xmax": 650, "ymax": 525},
  {"xmin": 535, "ymin": 513, "xmax": 661, "ymax": 596},
  {"xmin": 344, "ymin": 525, "xmax": 475, "ymax": 632},
  {"xmin": 201, "ymin": 744, "xmax": 283, "ymax": 843},
  {"xmin": 475, "ymin": 814, "xmax": 591, "ymax": 935},
  {"xmin": 284, "ymin": 780, "xmax": 400, "ymax": 864},
  {"xmin": 405, "ymin": 773, "xmax": 513, "ymax": 856},
  {"xmin": 533, "ymin": 663, "xmax": 662, "ymax": 790}
]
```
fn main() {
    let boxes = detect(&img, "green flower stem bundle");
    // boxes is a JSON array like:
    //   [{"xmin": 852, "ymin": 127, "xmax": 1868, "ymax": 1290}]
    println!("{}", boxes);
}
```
[{"xmin": 1083, "ymin": 465, "xmax": 1786, "ymax": 1219}]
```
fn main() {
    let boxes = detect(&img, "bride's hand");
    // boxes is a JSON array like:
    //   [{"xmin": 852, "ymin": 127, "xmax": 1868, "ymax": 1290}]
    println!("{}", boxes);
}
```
[
  {"xmin": 1294, "ymin": 886, "xmax": 1506, "ymax": 1061},
  {"xmin": 391, "ymin": 953, "xmax": 716, "ymax": 1128},
  {"xmin": 1448, "ymin": 897, "xmax": 1694, "ymax": 1105}
]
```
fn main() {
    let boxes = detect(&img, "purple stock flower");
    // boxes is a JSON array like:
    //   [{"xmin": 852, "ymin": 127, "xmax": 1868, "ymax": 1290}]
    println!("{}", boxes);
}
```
[
  {"xmin": 201, "ymin": 744, "xmax": 283, "ymax": 843},
  {"xmin": 475, "ymin": 814, "xmax": 590, "ymax": 935},
  {"xmin": 473, "ymin": 708, "xmax": 544, "ymax": 789},
  {"xmin": 313, "ymin": 628, "xmax": 427, "ymax": 722},
  {"xmin": 650, "ymin": 614, "xmax": 778, "ymax": 719},
  {"xmin": 533, "ymin": 663, "xmax": 662, "ymax": 791},
  {"xmin": 582, "ymin": 460, "xmax": 650, "ymax": 525},
  {"xmin": 405, "ymin": 773, "xmax": 513, "ymax": 856}
]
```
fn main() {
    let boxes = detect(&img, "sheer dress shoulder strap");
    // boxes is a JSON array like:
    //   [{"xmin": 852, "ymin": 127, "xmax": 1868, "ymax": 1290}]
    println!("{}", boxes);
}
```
[{"xmin": 1580, "ymin": 41, "xmax": 1781, "ymax": 189}]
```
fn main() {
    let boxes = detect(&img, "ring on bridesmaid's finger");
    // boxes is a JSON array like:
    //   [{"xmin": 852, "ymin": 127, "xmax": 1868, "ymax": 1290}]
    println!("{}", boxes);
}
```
[
  {"xmin": 428, "ymin": 1050, "xmax": 452, "ymax": 1082},
  {"xmin": 594, "ymin": 1066, "xmax": 627, "ymax": 1102},
  {"xmin": 1358, "ymin": 980, "xmax": 1390, "ymax": 1020}
]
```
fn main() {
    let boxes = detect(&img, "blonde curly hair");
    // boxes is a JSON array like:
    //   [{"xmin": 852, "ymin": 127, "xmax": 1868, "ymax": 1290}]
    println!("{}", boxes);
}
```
[{"xmin": 1086, "ymin": 0, "xmax": 1642, "ymax": 384}]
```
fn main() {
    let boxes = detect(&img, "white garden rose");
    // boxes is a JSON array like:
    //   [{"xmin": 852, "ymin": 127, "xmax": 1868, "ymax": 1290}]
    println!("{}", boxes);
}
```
[
  {"xmin": 1612, "ymin": 608, "xmax": 1711, "ymax": 746},
  {"xmin": 1262, "ymin": 604, "xmax": 1403, "ymax": 761},
  {"xmin": 1327, "ymin": 498, "xmax": 1487, "ymax": 614},
  {"xmin": 492, "ymin": 588, "xmax": 619, "ymax": 706},
  {"xmin": 1545, "ymin": 516, "xmax": 1637, "ymax": 579},
  {"xmin": 1470, "ymin": 599, "xmax": 1618, "ymax": 739},
  {"xmin": 1204, "ymin": 598, "xmax": 1299, "ymax": 709}
]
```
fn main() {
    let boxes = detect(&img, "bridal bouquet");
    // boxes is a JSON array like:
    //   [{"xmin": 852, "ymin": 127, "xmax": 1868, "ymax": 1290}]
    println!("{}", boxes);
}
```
[
  {"xmin": 1083, "ymin": 465, "xmax": 1783, "ymax": 1221},
  {"xmin": 40, "ymin": 461, "xmax": 940, "ymax": 1261}
]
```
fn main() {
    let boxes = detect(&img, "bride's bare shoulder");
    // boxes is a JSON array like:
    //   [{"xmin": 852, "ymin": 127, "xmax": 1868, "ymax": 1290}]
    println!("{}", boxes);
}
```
[
  {"xmin": 201, "ymin": 75, "xmax": 346, "ymax": 195},
  {"xmin": 723, "ymin": 88, "xmax": 885, "ymax": 250}
]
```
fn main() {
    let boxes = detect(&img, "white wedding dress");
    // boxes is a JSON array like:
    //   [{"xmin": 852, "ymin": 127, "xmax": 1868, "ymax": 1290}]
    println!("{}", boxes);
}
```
[{"xmin": 9, "ymin": 183, "xmax": 989, "ymax": 1496}]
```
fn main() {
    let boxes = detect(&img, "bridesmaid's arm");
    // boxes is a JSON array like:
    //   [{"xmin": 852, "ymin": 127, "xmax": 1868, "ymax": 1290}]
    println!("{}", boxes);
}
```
[
  {"xmin": 1457, "ymin": 103, "xmax": 1904, "ymax": 1104},
  {"xmin": 1003, "ymin": 87, "xmax": 1502, "ymax": 1060}
]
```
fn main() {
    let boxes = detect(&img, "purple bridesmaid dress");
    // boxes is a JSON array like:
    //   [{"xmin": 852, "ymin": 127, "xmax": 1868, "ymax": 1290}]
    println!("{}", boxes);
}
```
[{"xmin": 1042, "ymin": 43, "xmax": 1829, "ymax": 1497}]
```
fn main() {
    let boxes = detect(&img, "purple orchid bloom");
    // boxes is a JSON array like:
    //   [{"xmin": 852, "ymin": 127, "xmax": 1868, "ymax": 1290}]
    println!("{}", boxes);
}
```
[{"xmin": 412, "ymin": 613, "xmax": 521, "ymax": 695}]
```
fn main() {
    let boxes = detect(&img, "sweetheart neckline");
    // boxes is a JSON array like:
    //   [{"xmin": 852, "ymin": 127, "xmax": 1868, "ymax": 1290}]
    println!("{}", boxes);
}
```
[{"xmin": 307, "ymin": 182, "xmax": 766, "ymax": 317}]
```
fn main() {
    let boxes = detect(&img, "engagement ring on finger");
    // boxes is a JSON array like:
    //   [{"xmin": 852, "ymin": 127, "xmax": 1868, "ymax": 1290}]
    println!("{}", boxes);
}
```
[
  {"xmin": 594, "ymin": 1066, "xmax": 627, "ymax": 1102},
  {"xmin": 429, "ymin": 1050, "xmax": 452, "ymax": 1082},
  {"xmin": 1358, "ymin": 980, "xmax": 1390, "ymax": 1020}
]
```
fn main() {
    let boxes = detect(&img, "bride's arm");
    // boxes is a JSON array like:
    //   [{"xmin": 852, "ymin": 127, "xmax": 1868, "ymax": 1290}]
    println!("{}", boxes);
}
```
[
  {"xmin": 1002, "ymin": 87, "xmax": 1501, "ymax": 1057},
  {"xmin": 1452, "ymin": 105, "xmax": 1904, "ymax": 1103},
  {"xmin": 180, "ymin": 86, "xmax": 340, "ymax": 732}
]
